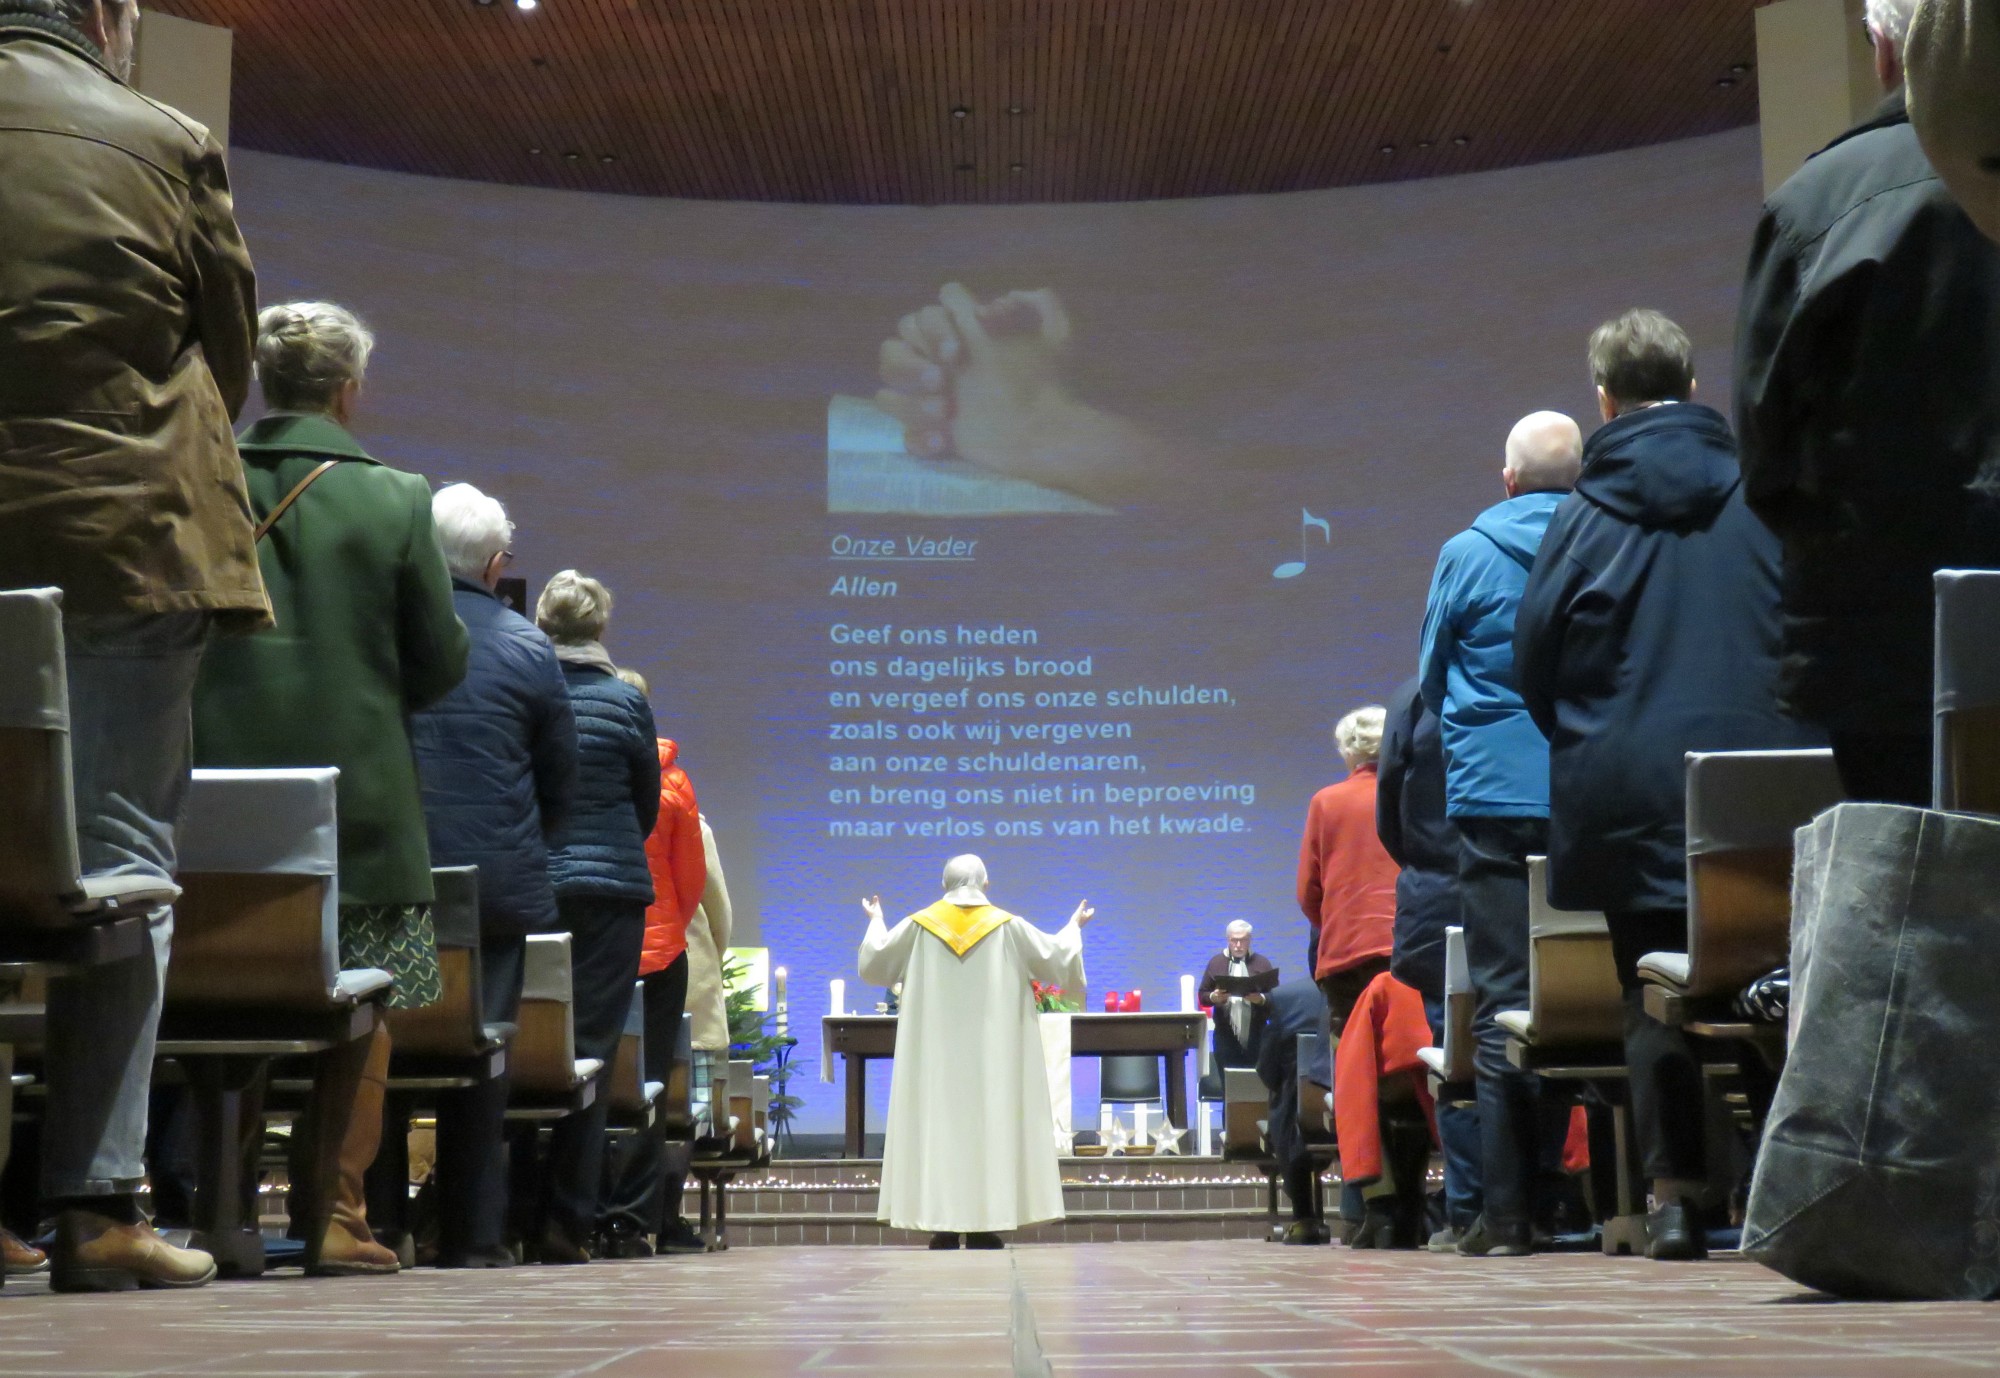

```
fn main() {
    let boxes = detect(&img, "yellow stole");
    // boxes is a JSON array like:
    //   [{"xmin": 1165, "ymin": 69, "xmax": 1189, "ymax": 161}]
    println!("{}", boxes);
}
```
[{"xmin": 909, "ymin": 900, "xmax": 1016, "ymax": 957}]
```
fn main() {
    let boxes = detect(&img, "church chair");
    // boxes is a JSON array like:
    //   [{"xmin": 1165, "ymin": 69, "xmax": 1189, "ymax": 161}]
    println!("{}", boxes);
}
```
[
  {"xmin": 1637, "ymin": 749, "xmax": 1841, "ymax": 1056},
  {"xmin": 688, "ymin": 1057, "xmax": 772, "ymax": 1252},
  {"xmin": 1935, "ymin": 569, "xmax": 2000, "ymax": 815},
  {"xmin": 1417, "ymin": 925, "xmax": 1476, "ymax": 1106},
  {"xmin": 317, "ymin": 866, "xmax": 512, "ymax": 1261},
  {"xmin": 159, "ymin": 766, "xmax": 396, "ymax": 1278},
  {"xmin": 506, "ymin": 933, "xmax": 601, "ymax": 1117},
  {"xmin": 1099, "ymin": 1053, "xmax": 1165, "ymax": 1144},
  {"xmin": 605, "ymin": 981, "xmax": 663, "ymax": 1132},
  {"xmin": 659, "ymin": 1012, "xmax": 695, "ymax": 1141},
  {"xmin": 0, "ymin": 587, "xmax": 168, "ymax": 968},
  {"xmin": 1495, "ymin": 859, "xmax": 1644, "ymax": 1255}
]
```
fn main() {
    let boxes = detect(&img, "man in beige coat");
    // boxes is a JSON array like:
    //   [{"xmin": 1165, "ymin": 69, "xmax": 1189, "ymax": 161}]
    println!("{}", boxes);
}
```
[{"xmin": 0, "ymin": 0, "xmax": 263, "ymax": 1291}]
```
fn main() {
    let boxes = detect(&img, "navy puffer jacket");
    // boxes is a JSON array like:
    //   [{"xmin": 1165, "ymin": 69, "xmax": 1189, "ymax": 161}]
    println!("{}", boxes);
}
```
[
  {"xmin": 547, "ymin": 653, "xmax": 660, "ymax": 903},
  {"xmin": 1377, "ymin": 678, "xmax": 1456, "ymax": 1004},
  {"xmin": 411, "ymin": 580, "xmax": 577, "ymax": 938}
]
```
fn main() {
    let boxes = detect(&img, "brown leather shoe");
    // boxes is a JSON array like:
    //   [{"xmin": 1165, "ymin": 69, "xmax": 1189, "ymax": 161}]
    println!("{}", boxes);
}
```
[
  {"xmin": 49, "ymin": 1211, "xmax": 216, "ymax": 1292},
  {"xmin": 3, "ymin": 1225, "xmax": 49, "ymax": 1275}
]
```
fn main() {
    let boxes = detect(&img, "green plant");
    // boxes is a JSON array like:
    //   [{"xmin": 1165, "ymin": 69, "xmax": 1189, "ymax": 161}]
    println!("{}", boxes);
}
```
[{"xmin": 722, "ymin": 953, "xmax": 803, "ymax": 1124}]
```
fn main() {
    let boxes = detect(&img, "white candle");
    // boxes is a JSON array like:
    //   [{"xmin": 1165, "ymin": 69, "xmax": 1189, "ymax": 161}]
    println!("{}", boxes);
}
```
[
  {"xmin": 774, "ymin": 965, "xmax": 788, "ymax": 1010},
  {"xmin": 830, "ymin": 977, "xmax": 846, "ymax": 1017},
  {"xmin": 1179, "ymin": 974, "xmax": 1196, "ymax": 1012}
]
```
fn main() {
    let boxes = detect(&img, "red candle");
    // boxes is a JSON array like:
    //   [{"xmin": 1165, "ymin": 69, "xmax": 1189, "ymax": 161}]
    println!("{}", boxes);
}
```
[
  {"xmin": 1103, "ymin": 990, "xmax": 1119, "ymax": 1012},
  {"xmin": 1121, "ymin": 990, "xmax": 1142, "ymax": 1012}
]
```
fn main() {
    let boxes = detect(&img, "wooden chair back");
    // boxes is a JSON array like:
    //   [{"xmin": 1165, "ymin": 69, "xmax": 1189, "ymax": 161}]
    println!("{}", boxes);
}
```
[
  {"xmin": 168, "ymin": 872, "xmax": 337, "ymax": 1011},
  {"xmin": 0, "ymin": 588, "xmax": 84, "ymax": 930},
  {"xmin": 607, "ymin": 981, "xmax": 650, "ymax": 1115},
  {"xmin": 1526, "ymin": 858, "xmax": 1622, "ymax": 1046},
  {"xmin": 512, "ymin": 933, "xmax": 580, "ymax": 1096},
  {"xmin": 1936, "ymin": 570, "xmax": 2000, "ymax": 815},
  {"xmin": 385, "ymin": 867, "xmax": 485, "ymax": 1057},
  {"xmin": 1684, "ymin": 749, "xmax": 1843, "ymax": 998}
]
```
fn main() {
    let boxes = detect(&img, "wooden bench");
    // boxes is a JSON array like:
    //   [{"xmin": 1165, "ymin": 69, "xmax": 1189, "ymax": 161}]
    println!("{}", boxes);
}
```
[
  {"xmin": 159, "ymin": 767, "xmax": 395, "ymax": 1278},
  {"xmin": 1638, "ymin": 749, "xmax": 1842, "ymax": 1061},
  {"xmin": 1494, "ymin": 859, "xmax": 1645, "ymax": 1255},
  {"xmin": 1935, "ymin": 569, "xmax": 2000, "ymax": 815}
]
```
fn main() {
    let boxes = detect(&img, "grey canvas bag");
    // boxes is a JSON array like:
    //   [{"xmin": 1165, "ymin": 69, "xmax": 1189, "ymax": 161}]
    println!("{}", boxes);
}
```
[{"xmin": 1743, "ymin": 802, "xmax": 2000, "ymax": 1298}]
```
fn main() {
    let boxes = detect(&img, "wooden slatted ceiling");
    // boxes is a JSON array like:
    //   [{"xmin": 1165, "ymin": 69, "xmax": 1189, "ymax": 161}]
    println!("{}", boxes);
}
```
[{"xmin": 145, "ymin": 0, "xmax": 1761, "ymax": 204}]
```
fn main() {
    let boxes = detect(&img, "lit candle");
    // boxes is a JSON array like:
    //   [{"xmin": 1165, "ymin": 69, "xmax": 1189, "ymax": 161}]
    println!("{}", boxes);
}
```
[
  {"xmin": 1179, "ymin": 974, "xmax": 1196, "ymax": 1012},
  {"xmin": 774, "ymin": 966, "xmax": 789, "ymax": 1037},
  {"xmin": 830, "ymin": 977, "xmax": 846, "ymax": 1017}
]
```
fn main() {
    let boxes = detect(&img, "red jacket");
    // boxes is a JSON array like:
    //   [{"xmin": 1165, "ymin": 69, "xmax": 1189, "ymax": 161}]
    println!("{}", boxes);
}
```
[
  {"xmin": 1331, "ymin": 971, "xmax": 1436, "ymax": 1185},
  {"xmin": 1296, "ymin": 764, "xmax": 1400, "ymax": 979},
  {"xmin": 639, "ymin": 739, "xmax": 705, "ymax": 976}
]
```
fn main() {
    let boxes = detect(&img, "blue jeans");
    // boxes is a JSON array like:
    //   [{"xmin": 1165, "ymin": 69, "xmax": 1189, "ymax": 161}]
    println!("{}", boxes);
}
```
[
  {"xmin": 1424, "ymin": 995, "xmax": 1485, "ymax": 1230},
  {"xmin": 42, "ymin": 612, "xmax": 209, "ymax": 1198}
]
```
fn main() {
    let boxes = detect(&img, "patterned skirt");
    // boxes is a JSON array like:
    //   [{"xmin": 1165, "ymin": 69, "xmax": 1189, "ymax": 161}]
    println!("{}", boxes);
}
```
[{"xmin": 337, "ymin": 902, "xmax": 442, "ymax": 1010}]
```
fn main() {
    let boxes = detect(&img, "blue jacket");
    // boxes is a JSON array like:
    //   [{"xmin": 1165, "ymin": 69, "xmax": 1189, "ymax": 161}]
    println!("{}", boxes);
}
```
[
  {"xmin": 410, "ymin": 581, "xmax": 578, "ymax": 938},
  {"xmin": 1418, "ymin": 490, "xmax": 1565, "ymax": 817},
  {"xmin": 1255, "ymin": 978, "xmax": 1331, "ymax": 1172},
  {"xmin": 1376, "ymin": 678, "xmax": 1456, "ymax": 1003},
  {"xmin": 1516, "ymin": 403, "xmax": 1821, "ymax": 914},
  {"xmin": 547, "ymin": 656, "xmax": 660, "ymax": 903}
]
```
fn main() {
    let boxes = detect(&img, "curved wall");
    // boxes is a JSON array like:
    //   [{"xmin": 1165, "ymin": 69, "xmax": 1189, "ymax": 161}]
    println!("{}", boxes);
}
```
[{"xmin": 230, "ymin": 128, "xmax": 1763, "ymax": 1131}]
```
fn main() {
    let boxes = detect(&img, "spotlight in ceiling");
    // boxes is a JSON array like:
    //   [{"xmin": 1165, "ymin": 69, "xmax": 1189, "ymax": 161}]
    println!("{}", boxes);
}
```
[
  {"xmin": 1730, "ymin": 62, "xmax": 1751, "ymax": 73},
  {"xmin": 474, "ymin": 0, "xmax": 496, "ymax": 7},
  {"xmin": 1378, "ymin": 144, "xmax": 1395, "ymax": 155},
  {"xmin": 1417, "ymin": 139, "xmax": 1434, "ymax": 150},
  {"xmin": 1008, "ymin": 105, "xmax": 1024, "ymax": 115},
  {"xmin": 1716, "ymin": 75, "xmax": 1737, "ymax": 87},
  {"xmin": 528, "ymin": 145, "xmax": 543, "ymax": 155},
  {"xmin": 599, "ymin": 154, "xmax": 615, "ymax": 164},
  {"xmin": 1010, "ymin": 162, "xmax": 1024, "ymax": 173},
  {"xmin": 562, "ymin": 150, "xmax": 580, "ymax": 162},
  {"xmin": 515, "ymin": 0, "xmax": 537, "ymax": 10},
  {"xmin": 1452, "ymin": 134, "xmax": 1471, "ymax": 146},
  {"xmin": 950, "ymin": 106, "xmax": 970, "ymax": 120}
]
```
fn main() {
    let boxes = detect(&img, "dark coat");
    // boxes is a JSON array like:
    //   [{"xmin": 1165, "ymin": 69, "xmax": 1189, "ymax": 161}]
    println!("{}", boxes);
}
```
[
  {"xmin": 193, "ymin": 413, "xmax": 469, "ymax": 906},
  {"xmin": 1377, "ymin": 677, "xmax": 1456, "ymax": 1003},
  {"xmin": 411, "ymin": 580, "xmax": 579, "ymax": 938},
  {"xmin": 1200, "ymin": 950, "xmax": 1276, "ymax": 1069},
  {"xmin": 1516, "ymin": 402, "xmax": 1821, "ymax": 915},
  {"xmin": 0, "ymin": 13, "xmax": 267, "ymax": 629},
  {"xmin": 546, "ymin": 654, "xmax": 660, "ymax": 904},
  {"xmin": 1734, "ymin": 92, "xmax": 2000, "ymax": 736}
]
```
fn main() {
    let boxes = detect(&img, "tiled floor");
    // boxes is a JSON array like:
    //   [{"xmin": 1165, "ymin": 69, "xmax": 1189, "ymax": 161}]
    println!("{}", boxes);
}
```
[{"xmin": 3, "ymin": 1241, "xmax": 1999, "ymax": 1377}]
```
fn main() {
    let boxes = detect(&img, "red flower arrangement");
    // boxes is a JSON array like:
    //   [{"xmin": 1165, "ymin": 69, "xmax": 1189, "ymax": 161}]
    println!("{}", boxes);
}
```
[{"xmin": 1030, "ymin": 980, "xmax": 1080, "ymax": 1013}]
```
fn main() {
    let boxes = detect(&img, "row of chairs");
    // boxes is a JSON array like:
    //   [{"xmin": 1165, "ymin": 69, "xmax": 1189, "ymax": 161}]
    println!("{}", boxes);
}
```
[{"xmin": 0, "ymin": 586, "xmax": 764, "ymax": 1277}]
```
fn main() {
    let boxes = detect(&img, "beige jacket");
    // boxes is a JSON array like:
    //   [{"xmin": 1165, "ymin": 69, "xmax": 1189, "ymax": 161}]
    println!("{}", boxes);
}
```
[{"xmin": 683, "ymin": 815, "xmax": 734, "ymax": 1051}]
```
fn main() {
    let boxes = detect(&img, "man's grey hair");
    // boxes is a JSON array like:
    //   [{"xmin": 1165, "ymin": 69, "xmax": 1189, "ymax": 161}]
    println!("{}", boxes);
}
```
[
  {"xmin": 942, "ymin": 854, "xmax": 989, "ymax": 894},
  {"xmin": 1867, "ymin": 0, "xmax": 1921, "ymax": 46},
  {"xmin": 1588, "ymin": 308, "xmax": 1695, "ymax": 408},
  {"xmin": 432, "ymin": 483, "xmax": 513, "ymax": 581},
  {"xmin": 256, "ymin": 301, "xmax": 375, "ymax": 413},
  {"xmin": 1503, "ymin": 410, "xmax": 1583, "ymax": 492},
  {"xmin": 1225, "ymin": 920, "xmax": 1253, "ymax": 937}
]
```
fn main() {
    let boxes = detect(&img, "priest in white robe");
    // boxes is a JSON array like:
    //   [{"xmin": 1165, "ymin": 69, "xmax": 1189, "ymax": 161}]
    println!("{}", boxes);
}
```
[{"xmin": 858, "ymin": 854, "xmax": 1092, "ymax": 1249}]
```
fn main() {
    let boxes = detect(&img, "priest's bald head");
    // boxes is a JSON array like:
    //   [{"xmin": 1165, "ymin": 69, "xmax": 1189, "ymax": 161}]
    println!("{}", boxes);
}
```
[{"xmin": 942, "ymin": 853, "xmax": 990, "ymax": 903}]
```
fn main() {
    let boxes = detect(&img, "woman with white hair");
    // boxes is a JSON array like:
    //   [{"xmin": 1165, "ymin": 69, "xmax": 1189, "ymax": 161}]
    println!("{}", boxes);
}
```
[
  {"xmin": 1296, "ymin": 704, "xmax": 1400, "ymax": 1033},
  {"xmin": 408, "ymin": 482, "xmax": 579, "ymax": 1267},
  {"xmin": 513, "ymin": 570, "xmax": 660, "ymax": 1262},
  {"xmin": 194, "ymin": 301, "xmax": 469, "ymax": 1275}
]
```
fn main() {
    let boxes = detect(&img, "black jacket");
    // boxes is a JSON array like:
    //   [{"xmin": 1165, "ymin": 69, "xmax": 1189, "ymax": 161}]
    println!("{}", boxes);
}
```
[
  {"xmin": 547, "ymin": 657, "xmax": 660, "ymax": 904},
  {"xmin": 1376, "ymin": 677, "xmax": 1456, "ymax": 1003},
  {"xmin": 1255, "ymin": 979, "xmax": 1330, "ymax": 1172},
  {"xmin": 1734, "ymin": 92, "xmax": 2000, "ymax": 735},
  {"xmin": 410, "ymin": 581, "xmax": 577, "ymax": 937},
  {"xmin": 1516, "ymin": 403, "xmax": 1820, "ymax": 914}
]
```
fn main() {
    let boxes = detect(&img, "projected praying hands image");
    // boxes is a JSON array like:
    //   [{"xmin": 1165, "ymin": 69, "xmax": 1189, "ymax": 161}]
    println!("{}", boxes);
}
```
[{"xmin": 826, "ymin": 282, "xmax": 1160, "ymax": 515}]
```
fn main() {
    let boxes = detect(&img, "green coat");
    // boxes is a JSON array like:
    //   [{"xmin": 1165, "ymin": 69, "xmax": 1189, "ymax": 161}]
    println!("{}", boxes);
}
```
[{"xmin": 193, "ymin": 413, "xmax": 469, "ymax": 907}]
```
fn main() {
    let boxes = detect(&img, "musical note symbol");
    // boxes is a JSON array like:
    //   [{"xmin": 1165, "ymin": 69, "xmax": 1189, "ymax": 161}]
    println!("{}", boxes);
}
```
[{"xmin": 1273, "ymin": 509, "xmax": 1332, "ymax": 579}]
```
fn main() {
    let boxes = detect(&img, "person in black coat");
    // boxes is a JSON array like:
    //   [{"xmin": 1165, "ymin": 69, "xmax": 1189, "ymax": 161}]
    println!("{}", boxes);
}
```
[
  {"xmin": 1376, "ymin": 676, "xmax": 1482, "ymax": 1244},
  {"xmin": 1733, "ymin": 6, "xmax": 2000, "ymax": 806},
  {"xmin": 1255, "ymin": 979, "xmax": 1331, "ymax": 1244},
  {"xmin": 1517, "ymin": 310, "xmax": 1820, "ymax": 1260},
  {"xmin": 514, "ymin": 568, "xmax": 660, "ymax": 1262},
  {"xmin": 408, "ymin": 484, "xmax": 578, "ymax": 1267}
]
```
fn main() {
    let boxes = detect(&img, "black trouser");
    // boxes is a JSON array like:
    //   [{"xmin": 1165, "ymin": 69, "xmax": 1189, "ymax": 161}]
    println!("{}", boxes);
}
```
[
  {"xmin": 1456, "ymin": 815, "xmax": 1570, "ymax": 1231},
  {"xmin": 598, "ymin": 953, "xmax": 689, "ymax": 1239},
  {"xmin": 1828, "ymin": 728, "xmax": 1930, "ymax": 807},
  {"xmin": 511, "ymin": 895, "xmax": 646, "ymax": 1249},
  {"xmin": 431, "ymin": 931, "xmax": 526, "ymax": 1257},
  {"xmin": 1605, "ymin": 910, "xmax": 1707, "ymax": 1185}
]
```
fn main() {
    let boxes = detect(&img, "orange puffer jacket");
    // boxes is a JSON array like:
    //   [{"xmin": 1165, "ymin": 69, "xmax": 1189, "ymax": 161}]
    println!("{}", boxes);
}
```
[
  {"xmin": 639, "ymin": 739, "xmax": 706, "ymax": 976},
  {"xmin": 1331, "ymin": 970, "xmax": 1437, "ymax": 1186}
]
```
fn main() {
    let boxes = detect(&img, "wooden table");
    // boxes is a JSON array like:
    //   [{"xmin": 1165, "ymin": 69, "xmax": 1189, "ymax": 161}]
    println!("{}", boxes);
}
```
[{"xmin": 823, "ymin": 1011, "xmax": 1205, "ymax": 1158}]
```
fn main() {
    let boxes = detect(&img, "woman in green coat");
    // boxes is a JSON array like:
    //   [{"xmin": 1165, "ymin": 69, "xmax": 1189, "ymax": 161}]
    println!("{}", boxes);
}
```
[{"xmin": 193, "ymin": 301, "xmax": 469, "ymax": 1275}]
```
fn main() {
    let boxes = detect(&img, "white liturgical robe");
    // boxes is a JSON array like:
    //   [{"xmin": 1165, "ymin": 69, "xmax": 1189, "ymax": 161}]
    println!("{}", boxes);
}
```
[{"xmin": 858, "ymin": 901, "xmax": 1085, "ymax": 1233}]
